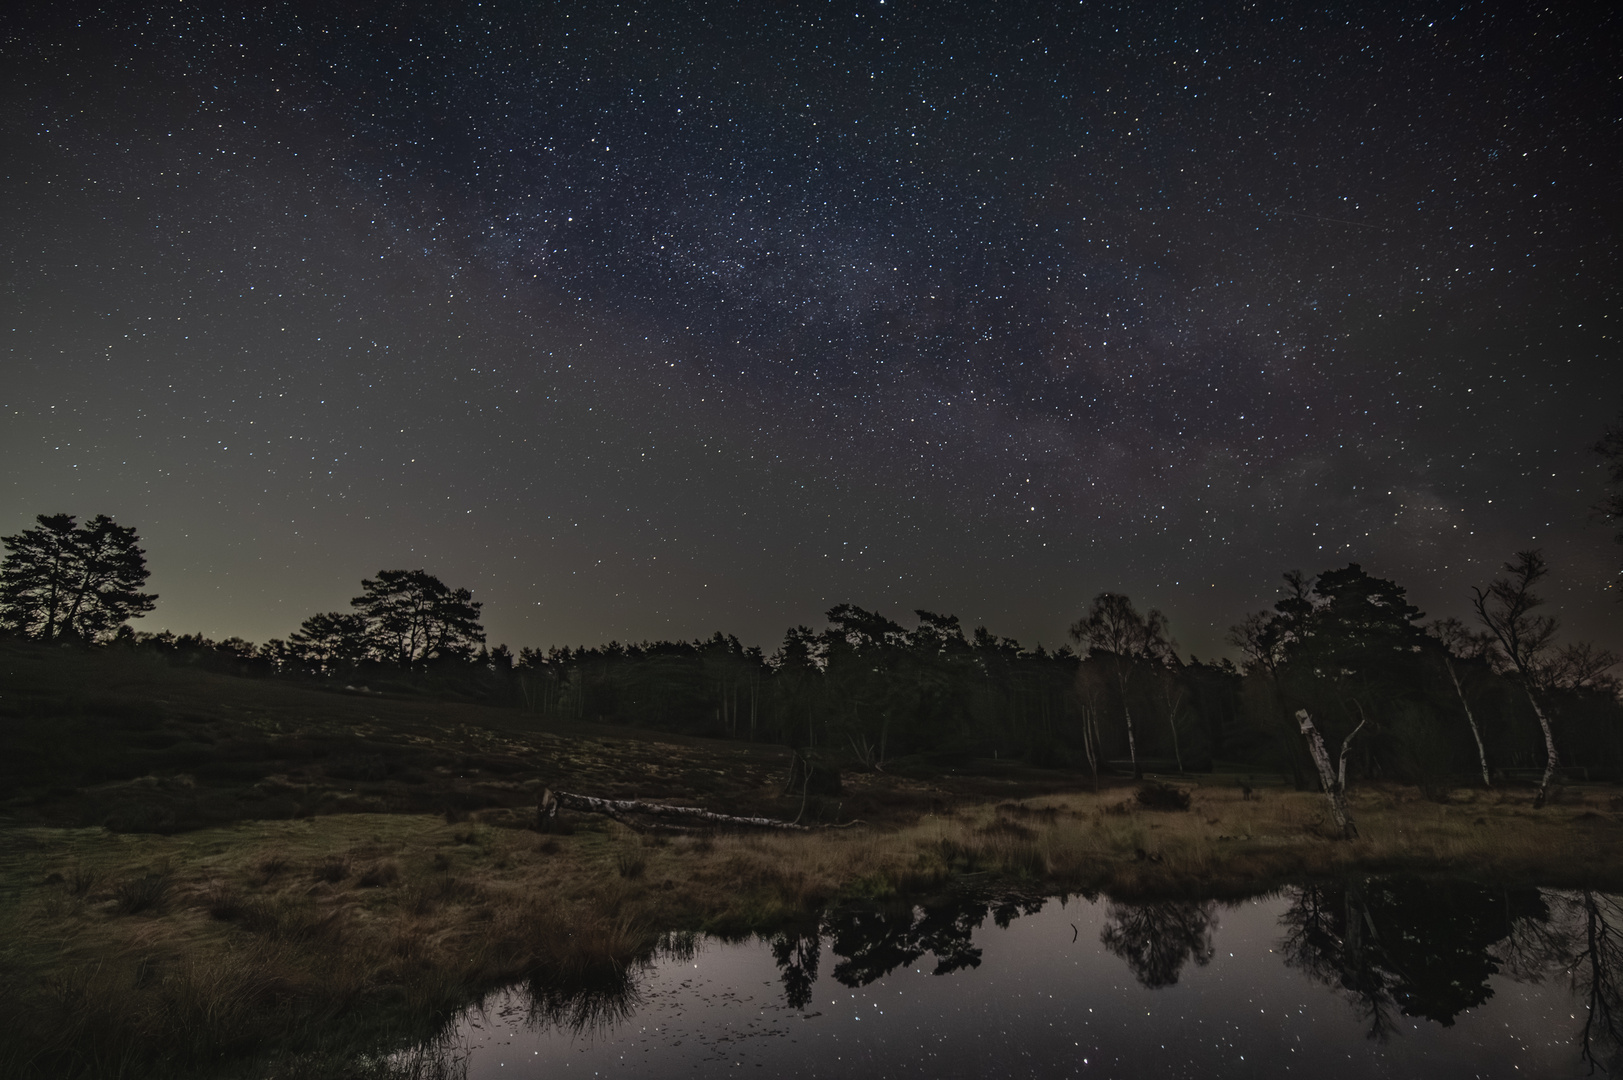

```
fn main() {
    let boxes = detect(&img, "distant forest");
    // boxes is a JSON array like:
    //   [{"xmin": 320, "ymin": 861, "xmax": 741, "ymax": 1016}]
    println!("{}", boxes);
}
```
[
  {"xmin": 127, "ymin": 566, "xmax": 1623, "ymax": 790},
  {"xmin": 3, "ymin": 407, "xmax": 1621, "ymax": 795},
  {"xmin": 1, "ymin": 528, "xmax": 1619, "ymax": 800}
]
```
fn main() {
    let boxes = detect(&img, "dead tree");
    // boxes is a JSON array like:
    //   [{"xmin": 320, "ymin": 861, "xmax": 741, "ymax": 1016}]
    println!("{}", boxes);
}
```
[
  {"xmin": 1296, "ymin": 708, "xmax": 1364, "ymax": 840},
  {"xmin": 538, "ymin": 788, "xmax": 861, "ymax": 833}
]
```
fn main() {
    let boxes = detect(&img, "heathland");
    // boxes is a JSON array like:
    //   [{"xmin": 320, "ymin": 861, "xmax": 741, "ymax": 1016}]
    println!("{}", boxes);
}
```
[{"xmin": 2, "ymin": 638, "xmax": 1621, "ymax": 1078}]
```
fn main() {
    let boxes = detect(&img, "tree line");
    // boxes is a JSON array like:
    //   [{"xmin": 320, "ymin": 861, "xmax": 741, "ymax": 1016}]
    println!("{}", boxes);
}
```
[
  {"xmin": 3, "ymin": 402, "xmax": 1620, "ymax": 796},
  {"xmin": 2, "ymin": 518, "xmax": 1619, "ymax": 797}
]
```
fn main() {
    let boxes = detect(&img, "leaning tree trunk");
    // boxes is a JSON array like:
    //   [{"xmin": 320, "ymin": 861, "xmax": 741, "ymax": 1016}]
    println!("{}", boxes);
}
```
[
  {"xmin": 1295, "ymin": 709, "xmax": 1361, "ymax": 840},
  {"xmin": 1521, "ymin": 686, "xmax": 1561, "ymax": 810},
  {"xmin": 1442, "ymin": 656, "xmax": 1492, "ymax": 788}
]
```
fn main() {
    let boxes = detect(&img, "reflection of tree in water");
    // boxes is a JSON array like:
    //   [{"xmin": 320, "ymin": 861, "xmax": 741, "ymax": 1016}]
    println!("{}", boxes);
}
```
[
  {"xmin": 490, "ymin": 879, "xmax": 1620, "ymax": 1077},
  {"xmin": 827, "ymin": 898, "xmax": 986, "ymax": 984},
  {"xmin": 1517, "ymin": 891, "xmax": 1623, "ymax": 1075},
  {"xmin": 766, "ymin": 891, "xmax": 1049, "ymax": 1007},
  {"xmin": 1099, "ymin": 900, "xmax": 1218, "ymax": 988},
  {"xmin": 1280, "ymin": 879, "xmax": 1548, "ymax": 1039},
  {"xmin": 770, "ymin": 926, "xmax": 821, "ymax": 1011},
  {"xmin": 1383, "ymin": 885, "xmax": 1622, "ymax": 1072},
  {"xmin": 1573, "ymin": 891, "xmax": 1623, "ymax": 1075}
]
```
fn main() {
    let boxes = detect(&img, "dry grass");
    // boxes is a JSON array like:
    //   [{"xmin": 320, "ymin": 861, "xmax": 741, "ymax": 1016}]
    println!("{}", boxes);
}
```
[{"xmin": 0, "ymin": 781, "xmax": 1619, "ymax": 1078}]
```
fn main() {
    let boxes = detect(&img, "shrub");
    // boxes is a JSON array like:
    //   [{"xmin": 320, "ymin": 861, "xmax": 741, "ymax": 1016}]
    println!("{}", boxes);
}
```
[
  {"xmin": 1135, "ymin": 781, "xmax": 1191, "ymax": 812},
  {"xmin": 615, "ymin": 849, "xmax": 647, "ymax": 879}
]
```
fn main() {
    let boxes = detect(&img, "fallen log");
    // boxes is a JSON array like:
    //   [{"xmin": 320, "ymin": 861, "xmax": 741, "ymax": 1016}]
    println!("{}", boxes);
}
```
[{"xmin": 538, "ymin": 788, "xmax": 861, "ymax": 832}]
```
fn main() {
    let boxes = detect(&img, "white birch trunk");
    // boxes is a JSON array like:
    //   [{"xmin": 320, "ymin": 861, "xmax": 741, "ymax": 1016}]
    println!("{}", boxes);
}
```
[
  {"xmin": 1123, "ymin": 700, "xmax": 1139, "ymax": 778},
  {"xmin": 1081, "ymin": 707, "xmax": 1100, "ymax": 791},
  {"xmin": 1295, "ymin": 709, "xmax": 1359, "ymax": 840},
  {"xmin": 1443, "ymin": 656, "xmax": 1493, "ymax": 788},
  {"xmin": 1164, "ymin": 684, "xmax": 1186, "ymax": 773},
  {"xmin": 1523, "ymin": 686, "xmax": 1561, "ymax": 809}
]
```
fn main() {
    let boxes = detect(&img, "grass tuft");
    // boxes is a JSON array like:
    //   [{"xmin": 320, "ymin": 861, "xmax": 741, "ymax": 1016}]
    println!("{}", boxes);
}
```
[
  {"xmin": 312, "ymin": 855, "xmax": 352, "ymax": 884},
  {"xmin": 112, "ymin": 869, "xmax": 173, "ymax": 915},
  {"xmin": 68, "ymin": 865, "xmax": 99, "ymax": 896},
  {"xmin": 254, "ymin": 853, "xmax": 289, "ymax": 884},
  {"xmin": 203, "ymin": 884, "xmax": 246, "ymax": 921}
]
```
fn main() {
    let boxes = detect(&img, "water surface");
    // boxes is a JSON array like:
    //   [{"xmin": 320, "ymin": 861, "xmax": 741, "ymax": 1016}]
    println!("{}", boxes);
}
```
[{"xmin": 428, "ymin": 882, "xmax": 1621, "ymax": 1078}]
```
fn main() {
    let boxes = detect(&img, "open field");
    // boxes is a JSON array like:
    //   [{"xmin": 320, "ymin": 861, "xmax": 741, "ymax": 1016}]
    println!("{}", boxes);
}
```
[{"xmin": 3, "ymin": 640, "xmax": 1622, "ymax": 1077}]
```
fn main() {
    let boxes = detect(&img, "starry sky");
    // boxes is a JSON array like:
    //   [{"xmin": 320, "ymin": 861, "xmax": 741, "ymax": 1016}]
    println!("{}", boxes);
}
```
[{"xmin": 3, "ymin": 1, "xmax": 1619, "ymax": 658}]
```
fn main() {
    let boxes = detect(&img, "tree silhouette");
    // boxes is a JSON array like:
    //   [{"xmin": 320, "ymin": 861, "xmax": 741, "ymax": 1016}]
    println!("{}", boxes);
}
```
[
  {"xmin": 770, "ymin": 625, "xmax": 825, "ymax": 748},
  {"xmin": 1428, "ymin": 617, "xmax": 1497, "ymax": 787},
  {"xmin": 1289, "ymin": 565, "xmax": 1431, "ymax": 800},
  {"xmin": 288, "ymin": 611, "xmax": 370, "ymax": 676},
  {"xmin": 819, "ymin": 604, "xmax": 910, "ymax": 769},
  {"xmin": 0, "ymin": 513, "xmax": 156, "ymax": 641},
  {"xmin": 1472, "ymin": 551, "xmax": 1563, "ymax": 808},
  {"xmin": 350, "ymin": 570, "xmax": 485, "ymax": 667},
  {"xmin": 1231, "ymin": 565, "xmax": 1433, "ymax": 813},
  {"xmin": 1069, "ymin": 593, "xmax": 1171, "ymax": 779}
]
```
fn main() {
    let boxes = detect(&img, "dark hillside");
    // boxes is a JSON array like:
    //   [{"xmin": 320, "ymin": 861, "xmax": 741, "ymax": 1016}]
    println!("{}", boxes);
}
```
[
  {"xmin": 0, "ymin": 640, "xmax": 1093, "ymax": 835},
  {"xmin": 0, "ymin": 639, "xmax": 792, "ymax": 832}
]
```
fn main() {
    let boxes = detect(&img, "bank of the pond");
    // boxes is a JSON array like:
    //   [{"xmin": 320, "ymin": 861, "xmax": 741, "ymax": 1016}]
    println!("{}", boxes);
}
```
[{"xmin": 2, "ymin": 782, "xmax": 1621, "ymax": 1078}]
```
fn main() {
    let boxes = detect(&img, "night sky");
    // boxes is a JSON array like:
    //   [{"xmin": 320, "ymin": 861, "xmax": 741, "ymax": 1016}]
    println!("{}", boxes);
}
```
[{"xmin": 3, "ymin": 1, "xmax": 1619, "ymax": 659}]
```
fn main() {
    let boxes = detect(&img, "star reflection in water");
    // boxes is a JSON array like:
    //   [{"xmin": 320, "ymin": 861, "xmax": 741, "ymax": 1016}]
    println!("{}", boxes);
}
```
[{"xmin": 408, "ymin": 881, "xmax": 1622, "ymax": 1079}]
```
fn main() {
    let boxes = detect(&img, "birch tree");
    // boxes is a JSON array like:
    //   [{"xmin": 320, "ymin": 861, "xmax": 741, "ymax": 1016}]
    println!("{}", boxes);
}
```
[
  {"xmin": 1471, "ymin": 550, "xmax": 1562, "ymax": 808},
  {"xmin": 1427, "ymin": 617, "xmax": 1495, "ymax": 787},
  {"xmin": 1069, "ymin": 593, "xmax": 1172, "ymax": 779}
]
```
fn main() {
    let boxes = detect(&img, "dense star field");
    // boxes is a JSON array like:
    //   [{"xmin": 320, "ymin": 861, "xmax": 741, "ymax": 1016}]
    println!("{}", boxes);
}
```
[{"xmin": 2, "ymin": 1, "xmax": 1618, "ymax": 655}]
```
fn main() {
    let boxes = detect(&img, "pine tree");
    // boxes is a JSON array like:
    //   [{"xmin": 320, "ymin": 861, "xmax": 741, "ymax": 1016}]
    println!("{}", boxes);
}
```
[{"xmin": 0, "ymin": 513, "xmax": 157, "ymax": 641}]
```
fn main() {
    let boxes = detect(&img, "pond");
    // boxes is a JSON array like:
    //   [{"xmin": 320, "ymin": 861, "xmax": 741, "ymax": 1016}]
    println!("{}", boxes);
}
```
[{"xmin": 416, "ymin": 881, "xmax": 1622, "ymax": 1079}]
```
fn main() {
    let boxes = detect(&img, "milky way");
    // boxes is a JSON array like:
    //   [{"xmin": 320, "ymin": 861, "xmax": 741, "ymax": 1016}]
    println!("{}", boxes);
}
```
[{"xmin": 3, "ymin": 1, "xmax": 1618, "ymax": 655}]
